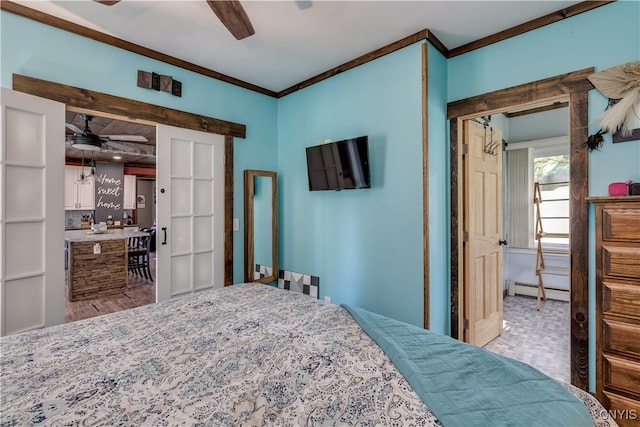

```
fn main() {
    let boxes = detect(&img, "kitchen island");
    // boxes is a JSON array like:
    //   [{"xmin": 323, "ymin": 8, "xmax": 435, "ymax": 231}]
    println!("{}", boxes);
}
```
[{"xmin": 65, "ymin": 228, "xmax": 149, "ymax": 301}]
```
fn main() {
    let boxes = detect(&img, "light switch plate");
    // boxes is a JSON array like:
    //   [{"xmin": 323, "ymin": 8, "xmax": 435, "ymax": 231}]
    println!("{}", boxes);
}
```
[
  {"xmin": 93, "ymin": 243, "xmax": 101, "ymax": 254},
  {"xmin": 233, "ymin": 218, "xmax": 239, "ymax": 231}
]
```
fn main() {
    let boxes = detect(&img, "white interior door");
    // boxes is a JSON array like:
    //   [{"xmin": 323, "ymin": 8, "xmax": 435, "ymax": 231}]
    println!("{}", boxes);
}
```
[
  {"xmin": 1, "ymin": 88, "xmax": 65, "ymax": 336},
  {"xmin": 156, "ymin": 125, "xmax": 225, "ymax": 302}
]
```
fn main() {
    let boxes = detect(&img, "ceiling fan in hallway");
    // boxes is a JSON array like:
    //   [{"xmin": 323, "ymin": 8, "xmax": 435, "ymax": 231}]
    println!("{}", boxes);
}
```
[{"xmin": 94, "ymin": 0, "xmax": 255, "ymax": 40}]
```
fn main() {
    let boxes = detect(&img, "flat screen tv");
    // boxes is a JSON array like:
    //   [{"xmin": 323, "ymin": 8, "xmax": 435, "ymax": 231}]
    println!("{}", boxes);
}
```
[{"xmin": 306, "ymin": 136, "xmax": 370, "ymax": 191}]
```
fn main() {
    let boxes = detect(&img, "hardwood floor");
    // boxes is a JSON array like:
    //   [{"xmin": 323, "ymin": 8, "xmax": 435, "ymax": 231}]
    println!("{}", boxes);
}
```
[{"xmin": 65, "ymin": 252, "xmax": 156, "ymax": 323}]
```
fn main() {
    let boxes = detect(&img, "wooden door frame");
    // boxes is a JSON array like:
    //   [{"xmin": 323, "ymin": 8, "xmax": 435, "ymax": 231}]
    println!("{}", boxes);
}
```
[
  {"xmin": 12, "ymin": 73, "xmax": 246, "ymax": 287},
  {"xmin": 447, "ymin": 67, "xmax": 594, "ymax": 390}
]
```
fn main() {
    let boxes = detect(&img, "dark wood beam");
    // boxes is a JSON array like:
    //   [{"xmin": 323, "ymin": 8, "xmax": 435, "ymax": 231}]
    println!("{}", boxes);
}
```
[
  {"xmin": 422, "ymin": 42, "xmax": 430, "ymax": 330},
  {"xmin": 224, "ymin": 135, "xmax": 234, "ymax": 286},
  {"xmin": 447, "ymin": 67, "xmax": 594, "ymax": 119},
  {"xmin": 0, "ymin": 0, "xmax": 276, "ymax": 97},
  {"xmin": 503, "ymin": 101, "xmax": 569, "ymax": 118},
  {"xmin": 448, "ymin": 1, "xmax": 615, "ymax": 58},
  {"xmin": 568, "ymin": 89, "xmax": 590, "ymax": 391},
  {"xmin": 13, "ymin": 74, "xmax": 246, "ymax": 138}
]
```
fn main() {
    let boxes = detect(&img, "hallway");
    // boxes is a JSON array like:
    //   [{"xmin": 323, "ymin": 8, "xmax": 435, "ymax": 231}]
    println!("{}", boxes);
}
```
[{"xmin": 483, "ymin": 295, "xmax": 570, "ymax": 383}]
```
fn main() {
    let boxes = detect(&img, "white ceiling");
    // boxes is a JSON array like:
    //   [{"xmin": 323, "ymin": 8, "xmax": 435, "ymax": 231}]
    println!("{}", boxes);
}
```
[{"xmin": 13, "ymin": 0, "xmax": 582, "ymax": 93}]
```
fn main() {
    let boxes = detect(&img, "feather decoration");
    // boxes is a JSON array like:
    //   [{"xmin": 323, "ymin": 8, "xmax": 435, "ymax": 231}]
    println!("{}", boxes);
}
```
[
  {"xmin": 589, "ymin": 61, "xmax": 640, "ymax": 136},
  {"xmin": 598, "ymin": 88, "xmax": 640, "ymax": 136}
]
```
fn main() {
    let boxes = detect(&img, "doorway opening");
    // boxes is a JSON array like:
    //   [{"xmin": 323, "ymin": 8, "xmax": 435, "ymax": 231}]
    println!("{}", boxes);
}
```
[
  {"xmin": 11, "ymin": 73, "xmax": 240, "ymax": 329},
  {"xmin": 447, "ymin": 67, "xmax": 593, "ymax": 390},
  {"xmin": 476, "ymin": 102, "xmax": 572, "ymax": 382},
  {"xmin": 63, "ymin": 112, "xmax": 158, "ymax": 323}
]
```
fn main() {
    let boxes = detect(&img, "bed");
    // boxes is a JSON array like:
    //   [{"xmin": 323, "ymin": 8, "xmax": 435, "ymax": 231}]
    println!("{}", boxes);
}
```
[{"xmin": 1, "ymin": 283, "xmax": 615, "ymax": 426}]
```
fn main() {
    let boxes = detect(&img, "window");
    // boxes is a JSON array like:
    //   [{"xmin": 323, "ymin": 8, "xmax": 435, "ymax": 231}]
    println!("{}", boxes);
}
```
[
  {"xmin": 534, "ymin": 153, "xmax": 569, "ymax": 246},
  {"xmin": 505, "ymin": 137, "xmax": 569, "ymax": 249}
]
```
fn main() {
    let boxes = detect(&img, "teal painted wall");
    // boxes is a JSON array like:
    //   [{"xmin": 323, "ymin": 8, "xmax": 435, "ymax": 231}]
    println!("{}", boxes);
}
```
[
  {"xmin": 277, "ymin": 43, "xmax": 425, "ymax": 327},
  {"xmin": 426, "ymin": 43, "xmax": 450, "ymax": 333},
  {"xmin": 447, "ymin": 1, "xmax": 640, "ymax": 391},
  {"xmin": 0, "ymin": 11, "xmax": 279, "ymax": 284}
]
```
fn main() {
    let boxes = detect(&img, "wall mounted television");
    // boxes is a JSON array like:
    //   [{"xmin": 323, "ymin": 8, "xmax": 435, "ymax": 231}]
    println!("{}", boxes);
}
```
[{"xmin": 306, "ymin": 136, "xmax": 370, "ymax": 191}]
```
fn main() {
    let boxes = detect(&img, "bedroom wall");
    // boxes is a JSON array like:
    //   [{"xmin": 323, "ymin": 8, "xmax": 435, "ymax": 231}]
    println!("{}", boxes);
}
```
[
  {"xmin": 426, "ymin": 42, "xmax": 450, "ymax": 333},
  {"xmin": 0, "ymin": 11, "xmax": 279, "ymax": 283},
  {"xmin": 277, "ymin": 42, "xmax": 426, "ymax": 328},
  {"xmin": 446, "ymin": 0, "xmax": 640, "ymax": 391}
]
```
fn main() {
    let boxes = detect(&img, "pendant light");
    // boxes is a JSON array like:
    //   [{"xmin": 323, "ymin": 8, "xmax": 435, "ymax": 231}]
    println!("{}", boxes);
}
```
[{"xmin": 76, "ymin": 150, "xmax": 91, "ymax": 185}]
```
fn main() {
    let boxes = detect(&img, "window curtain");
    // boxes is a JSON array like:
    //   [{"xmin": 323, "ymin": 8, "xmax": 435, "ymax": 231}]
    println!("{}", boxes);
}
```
[{"xmin": 506, "ymin": 147, "xmax": 533, "ymax": 248}]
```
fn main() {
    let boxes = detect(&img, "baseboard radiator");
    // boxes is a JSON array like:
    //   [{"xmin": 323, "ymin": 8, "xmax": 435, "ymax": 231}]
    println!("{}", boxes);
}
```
[{"xmin": 506, "ymin": 280, "xmax": 569, "ymax": 302}]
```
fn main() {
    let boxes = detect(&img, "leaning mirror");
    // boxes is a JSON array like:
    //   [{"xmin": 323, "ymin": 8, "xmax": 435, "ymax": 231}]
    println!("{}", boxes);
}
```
[{"xmin": 244, "ymin": 170, "xmax": 277, "ymax": 283}]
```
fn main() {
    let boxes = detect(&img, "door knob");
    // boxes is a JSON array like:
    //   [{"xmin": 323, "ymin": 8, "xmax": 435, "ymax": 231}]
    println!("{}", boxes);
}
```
[{"xmin": 499, "ymin": 239, "xmax": 508, "ymax": 246}]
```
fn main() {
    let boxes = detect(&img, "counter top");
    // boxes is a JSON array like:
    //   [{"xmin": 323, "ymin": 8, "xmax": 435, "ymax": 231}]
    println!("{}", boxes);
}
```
[
  {"xmin": 65, "ymin": 224, "xmax": 140, "ymax": 231},
  {"xmin": 65, "ymin": 228, "xmax": 149, "ymax": 242}
]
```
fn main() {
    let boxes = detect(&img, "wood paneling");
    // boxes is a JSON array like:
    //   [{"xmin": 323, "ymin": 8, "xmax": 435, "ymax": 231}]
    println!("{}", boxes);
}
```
[
  {"xmin": 602, "ymin": 392, "xmax": 640, "ymax": 427},
  {"xmin": 67, "ymin": 239, "xmax": 127, "ymax": 301},
  {"xmin": 448, "ymin": 70, "xmax": 593, "ymax": 390},
  {"xmin": 602, "ymin": 319, "xmax": 640, "ymax": 358},
  {"xmin": 602, "ymin": 207, "xmax": 640, "ymax": 241},
  {"xmin": 13, "ymin": 74, "xmax": 246, "ymax": 138},
  {"xmin": 224, "ymin": 135, "xmax": 234, "ymax": 286},
  {"xmin": 602, "ymin": 355, "xmax": 640, "ymax": 397},
  {"xmin": 568, "ymin": 89, "xmax": 589, "ymax": 390},
  {"xmin": 593, "ymin": 198, "xmax": 640, "ymax": 414},
  {"xmin": 603, "ymin": 282, "xmax": 640, "ymax": 318},
  {"xmin": 449, "ymin": 118, "xmax": 460, "ymax": 339},
  {"xmin": 447, "ymin": 68, "xmax": 594, "ymax": 119}
]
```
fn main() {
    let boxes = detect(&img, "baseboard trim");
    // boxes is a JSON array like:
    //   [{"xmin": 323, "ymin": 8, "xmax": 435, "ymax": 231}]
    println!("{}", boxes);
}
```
[{"xmin": 506, "ymin": 280, "xmax": 570, "ymax": 302}]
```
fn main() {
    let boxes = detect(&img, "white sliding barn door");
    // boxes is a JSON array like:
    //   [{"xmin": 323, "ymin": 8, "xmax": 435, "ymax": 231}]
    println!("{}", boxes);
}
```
[
  {"xmin": 156, "ymin": 125, "xmax": 224, "ymax": 301},
  {"xmin": 0, "ymin": 88, "xmax": 65, "ymax": 336}
]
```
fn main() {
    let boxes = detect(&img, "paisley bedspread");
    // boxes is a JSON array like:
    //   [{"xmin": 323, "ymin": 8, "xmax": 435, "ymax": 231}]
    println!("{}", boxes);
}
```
[{"xmin": 0, "ymin": 283, "xmax": 614, "ymax": 426}]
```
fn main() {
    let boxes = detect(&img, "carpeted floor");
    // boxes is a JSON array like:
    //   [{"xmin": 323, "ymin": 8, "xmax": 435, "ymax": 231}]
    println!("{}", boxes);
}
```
[{"xmin": 483, "ymin": 295, "xmax": 570, "ymax": 383}]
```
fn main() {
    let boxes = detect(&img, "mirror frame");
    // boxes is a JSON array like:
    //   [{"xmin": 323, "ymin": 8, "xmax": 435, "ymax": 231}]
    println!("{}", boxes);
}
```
[{"xmin": 244, "ymin": 170, "xmax": 277, "ymax": 283}]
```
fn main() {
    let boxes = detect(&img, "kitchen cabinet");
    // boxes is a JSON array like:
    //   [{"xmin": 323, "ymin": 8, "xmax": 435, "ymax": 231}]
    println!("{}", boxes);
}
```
[
  {"xmin": 64, "ymin": 165, "xmax": 95, "ymax": 210},
  {"xmin": 124, "ymin": 175, "xmax": 136, "ymax": 210}
]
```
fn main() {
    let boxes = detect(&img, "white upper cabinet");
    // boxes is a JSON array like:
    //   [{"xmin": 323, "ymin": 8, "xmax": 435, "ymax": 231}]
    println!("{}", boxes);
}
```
[
  {"xmin": 124, "ymin": 175, "xmax": 136, "ymax": 210},
  {"xmin": 64, "ymin": 165, "xmax": 94, "ymax": 210}
]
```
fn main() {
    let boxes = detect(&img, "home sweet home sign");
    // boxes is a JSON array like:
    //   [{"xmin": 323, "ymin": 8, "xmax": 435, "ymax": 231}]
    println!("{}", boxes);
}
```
[{"xmin": 94, "ymin": 162, "xmax": 124, "ymax": 224}]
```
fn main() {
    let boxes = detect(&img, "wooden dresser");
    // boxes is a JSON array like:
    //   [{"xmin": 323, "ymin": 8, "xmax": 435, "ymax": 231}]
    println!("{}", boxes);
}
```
[{"xmin": 591, "ymin": 196, "xmax": 640, "ymax": 426}]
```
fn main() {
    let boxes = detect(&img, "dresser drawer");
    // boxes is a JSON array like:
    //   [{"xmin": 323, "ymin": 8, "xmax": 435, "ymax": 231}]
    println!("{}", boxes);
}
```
[
  {"xmin": 603, "ymin": 355, "xmax": 640, "ymax": 398},
  {"xmin": 603, "ymin": 280, "xmax": 640, "ymax": 319},
  {"xmin": 602, "ymin": 392, "xmax": 640, "ymax": 427},
  {"xmin": 603, "ymin": 320, "xmax": 640, "ymax": 358},
  {"xmin": 602, "ymin": 246, "xmax": 640, "ymax": 280},
  {"xmin": 602, "ymin": 207, "xmax": 640, "ymax": 242}
]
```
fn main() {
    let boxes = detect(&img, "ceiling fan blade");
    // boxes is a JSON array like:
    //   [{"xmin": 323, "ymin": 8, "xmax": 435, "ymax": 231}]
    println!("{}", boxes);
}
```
[
  {"xmin": 102, "ymin": 135, "xmax": 148, "ymax": 143},
  {"xmin": 206, "ymin": 0, "xmax": 255, "ymax": 40},
  {"xmin": 65, "ymin": 123, "xmax": 83, "ymax": 134},
  {"xmin": 103, "ymin": 140, "xmax": 155, "ymax": 156},
  {"xmin": 93, "ymin": 0, "xmax": 121, "ymax": 5}
]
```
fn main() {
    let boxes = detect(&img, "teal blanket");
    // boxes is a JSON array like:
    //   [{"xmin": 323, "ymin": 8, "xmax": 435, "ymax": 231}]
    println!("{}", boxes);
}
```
[{"xmin": 342, "ymin": 304, "xmax": 594, "ymax": 427}]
